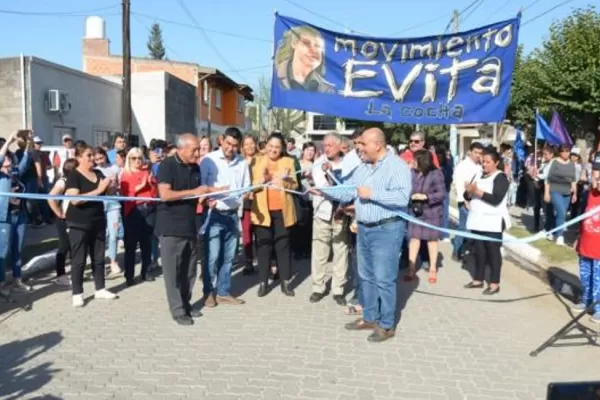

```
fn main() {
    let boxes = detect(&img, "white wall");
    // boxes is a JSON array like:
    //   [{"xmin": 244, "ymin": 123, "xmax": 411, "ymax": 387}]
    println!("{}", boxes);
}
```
[
  {"xmin": 131, "ymin": 71, "xmax": 166, "ymax": 145},
  {"xmin": 29, "ymin": 57, "xmax": 122, "ymax": 145}
]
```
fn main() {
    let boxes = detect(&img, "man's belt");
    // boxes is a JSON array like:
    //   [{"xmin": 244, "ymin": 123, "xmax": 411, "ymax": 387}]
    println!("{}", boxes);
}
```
[{"xmin": 357, "ymin": 216, "xmax": 402, "ymax": 228}]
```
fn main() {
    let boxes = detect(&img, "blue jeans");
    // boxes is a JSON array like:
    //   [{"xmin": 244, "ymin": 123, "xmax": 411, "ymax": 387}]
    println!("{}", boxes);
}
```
[
  {"xmin": 0, "ymin": 211, "xmax": 27, "ymax": 282},
  {"xmin": 579, "ymin": 256, "xmax": 600, "ymax": 313},
  {"xmin": 357, "ymin": 219, "xmax": 406, "ymax": 330},
  {"xmin": 453, "ymin": 204, "xmax": 468, "ymax": 256},
  {"xmin": 151, "ymin": 235, "xmax": 160, "ymax": 264},
  {"xmin": 441, "ymin": 193, "xmax": 450, "ymax": 239},
  {"xmin": 202, "ymin": 212, "xmax": 240, "ymax": 297},
  {"xmin": 550, "ymin": 191, "xmax": 570, "ymax": 237},
  {"xmin": 105, "ymin": 207, "xmax": 121, "ymax": 262}
]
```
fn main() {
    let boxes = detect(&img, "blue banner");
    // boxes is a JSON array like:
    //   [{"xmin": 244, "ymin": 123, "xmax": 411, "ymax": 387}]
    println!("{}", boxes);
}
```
[{"xmin": 271, "ymin": 14, "xmax": 521, "ymax": 124}]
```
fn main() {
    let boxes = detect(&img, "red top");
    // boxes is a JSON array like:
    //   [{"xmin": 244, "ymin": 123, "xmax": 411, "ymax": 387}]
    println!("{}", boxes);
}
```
[
  {"xmin": 120, "ymin": 169, "xmax": 157, "ymax": 216},
  {"xmin": 577, "ymin": 189, "xmax": 600, "ymax": 259},
  {"xmin": 401, "ymin": 149, "xmax": 440, "ymax": 168}
]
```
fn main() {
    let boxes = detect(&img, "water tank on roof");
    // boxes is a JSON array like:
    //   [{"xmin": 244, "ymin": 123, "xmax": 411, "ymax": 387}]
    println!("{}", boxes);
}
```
[{"xmin": 85, "ymin": 16, "xmax": 105, "ymax": 39}]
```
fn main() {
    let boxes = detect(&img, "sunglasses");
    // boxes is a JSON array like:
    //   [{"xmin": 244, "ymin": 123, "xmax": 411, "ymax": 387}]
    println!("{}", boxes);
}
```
[
  {"xmin": 130, "ymin": 156, "xmax": 142, "ymax": 161},
  {"xmin": 409, "ymin": 139, "xmax": 422, "ymax": 144}
]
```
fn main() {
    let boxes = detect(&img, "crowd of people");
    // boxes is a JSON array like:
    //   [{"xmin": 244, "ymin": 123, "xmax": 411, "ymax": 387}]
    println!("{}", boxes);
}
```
[{"xmin": 1, "ymin": 125, "xmax": 600, "ymax": 339}]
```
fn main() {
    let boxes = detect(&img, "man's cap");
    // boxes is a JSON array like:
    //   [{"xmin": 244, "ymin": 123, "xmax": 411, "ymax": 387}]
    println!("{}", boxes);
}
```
[
  {"xmin": 571, "ymin": 147, "xmax": 581, "ymax": 155},
  {"xmin": 62, "ymin": 134, "xmax": 72, "ymax": 142},
  {"xmin": 33, "ymin": 136, "xmax": 43, "ymax": 144}
]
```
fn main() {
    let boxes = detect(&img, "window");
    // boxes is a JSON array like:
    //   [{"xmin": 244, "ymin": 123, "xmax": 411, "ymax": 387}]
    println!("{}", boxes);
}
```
[
  {"xmin": 94, "ymin": 130, "xmax": 112, "ymax": 146},
  {"xmin": 215, "ymin": 89, "xmax": 222, "ymax": 110},
  {"xmin": 343, "ymin": 119, "xmax": 361, "ymax": 132},
  {"xmin": 312, "ymin": 114, "xmax": 337, "ymax": 131},
  {"xmin": 238, "ymin": 95, "xmax": 244, "ymax": 113},
  {"xmin": 203, "ymin": 82, "xmax": 209, "ymax": 104}
]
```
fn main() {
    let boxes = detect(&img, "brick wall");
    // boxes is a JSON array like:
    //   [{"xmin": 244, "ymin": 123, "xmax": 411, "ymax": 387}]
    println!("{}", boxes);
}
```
[{"xmin": 83, "ymin": 55, "xmax": 198, "ymax": 87}]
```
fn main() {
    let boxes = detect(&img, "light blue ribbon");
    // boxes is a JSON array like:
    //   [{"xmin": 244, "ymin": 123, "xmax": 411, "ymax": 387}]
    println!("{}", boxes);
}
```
[{"xmin": 1, "ymin": 184, "xmax": 596, "ymax": 243}]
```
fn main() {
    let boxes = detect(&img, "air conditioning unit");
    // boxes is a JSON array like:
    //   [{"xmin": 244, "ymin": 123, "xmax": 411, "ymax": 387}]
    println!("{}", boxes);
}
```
[{"xmin": 47, "ymin": 90, "xmax": 70, "ymax": 113}]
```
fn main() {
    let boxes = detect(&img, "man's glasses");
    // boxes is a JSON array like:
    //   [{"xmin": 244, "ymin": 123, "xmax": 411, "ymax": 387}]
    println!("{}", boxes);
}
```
[{"xmin": 409, "ymin": 139, "xmax": 422, "ymax": 144}]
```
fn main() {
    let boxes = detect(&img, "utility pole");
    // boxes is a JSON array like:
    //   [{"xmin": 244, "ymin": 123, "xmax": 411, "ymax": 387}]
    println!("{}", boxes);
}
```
[
  {"xmin": 122, "ymin": 0, "xmax": 132, "ymax": 144},
  {"xmin": 449, "ymin": 9, "xmax": 459, "ymax": 163}
]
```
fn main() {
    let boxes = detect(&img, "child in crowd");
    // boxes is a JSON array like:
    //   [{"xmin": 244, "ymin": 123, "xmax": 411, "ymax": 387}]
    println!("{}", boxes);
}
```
[{"xmin": 574, "ymin": 165, "xmax": 600, "ymax": 323}]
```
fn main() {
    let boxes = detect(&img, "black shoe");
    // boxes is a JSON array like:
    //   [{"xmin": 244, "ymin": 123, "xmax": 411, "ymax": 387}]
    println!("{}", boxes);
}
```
[
  {"xmin": 242, "ymin": 265, "xmax": 256, "ymax": 276},
  {"xmin": 189, "ymin": 308, "xmax": 203, "ymax": 318},
  {"xmin": 464, "ymin": 281, "xmax": 484, "ymax": 289},
  {"xmin": 482, "ymin": 286, "xmax": 500, "ymax": 295},
  {"xmin": 257, "ymin": 283, "xmax": 268, "ymax": 297},
  {"xmin": 309, "ymin": 292, "xmax": 325, "ymax": 303},
  {"xmin": 174, "ymin": 315, "xmax": 194, "ymax": 326},
  {"xmin": 125, "ymin": 279, "xmax": 136, "ymax": 287},
  {"xmin": 333, "ymin": 295, "xmax": 347, "ymax": 306},
  {"xmin": 451, "ymin": 253, "xmax": 462, "ymax": 262},
  {"xmin": 281, "ymin": 281, "xmax": 295, "ymax": 297},
  {"xmin": 141, "ymin": 275, "xmax": 155, "ymax": 282}
]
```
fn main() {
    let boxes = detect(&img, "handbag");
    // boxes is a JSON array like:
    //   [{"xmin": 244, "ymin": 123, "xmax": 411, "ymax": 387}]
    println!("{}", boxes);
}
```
[{"xmin": 410, "ymin": 173, "xmax": 428, "ymax": 217}]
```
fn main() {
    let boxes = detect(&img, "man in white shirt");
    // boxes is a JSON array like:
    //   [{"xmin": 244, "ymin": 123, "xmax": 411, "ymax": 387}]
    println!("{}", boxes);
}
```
[
  {"xmin": 200, "ymin": 127, "xmax": 250, "ymax": 306},
  {"xmin": 452, "ymin": 141, "xmax": 484, "ymax": 261},
  {"xmin": 310, "ymin": 132, "xmax": 349, "ymax": 306}
]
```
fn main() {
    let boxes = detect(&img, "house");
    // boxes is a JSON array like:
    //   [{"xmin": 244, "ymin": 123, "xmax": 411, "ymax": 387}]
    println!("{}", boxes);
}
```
[
  {"xmin": 82, "ymin": 16, "xmax": 253, "ymax": 143},
  {"xmin": 0, "ymin": 55, "xmax": 121, "ymax": 145}
]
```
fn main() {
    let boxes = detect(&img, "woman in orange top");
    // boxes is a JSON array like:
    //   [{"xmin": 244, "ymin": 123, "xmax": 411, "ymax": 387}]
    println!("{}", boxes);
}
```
[
  {"xmin": 120, "ymin": 148, "xmax": 157, "ymax": 287},
  {"xmin": 241, "ymin": 135, "xmax": 258, "ymax": 275},
  {"xmin": 251, "ymin": 133, "xmax": 298, "ymax": 298}
]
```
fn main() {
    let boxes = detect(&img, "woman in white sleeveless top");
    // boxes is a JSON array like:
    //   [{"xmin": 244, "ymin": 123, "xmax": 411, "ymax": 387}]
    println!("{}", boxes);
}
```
[
  {"xmin": 463, "ymin": 148, "xmax": 511, "ymax": 295},
  {"xmin": 47, "ymin": 158, "xmax": 79, "ymax": 287}
]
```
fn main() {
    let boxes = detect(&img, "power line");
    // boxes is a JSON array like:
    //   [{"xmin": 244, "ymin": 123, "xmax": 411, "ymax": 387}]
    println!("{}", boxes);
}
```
[
  {"xmin": 176, "ymin": 0, "xmax": 247, "ymax": 83},
  {"xmin": 522, "ymin": 0, "xmax": 576, "ymax": 26},
  {"xmin": 131, "ymin": 13, "xmax": 187, "ymax": 63},
  {"xmin": 283, "ymin": 0, "xmax": 368, "ymax": 35},
  {"xmin": 461, "ymin": 0, "xmax": 487, "ymax": 24},
  {"xmin": 132, "ymin": 11, "xmax": 272, "ymax": 43},
  {"xmin": 388, "ymin": 12, "xmax": 450, "ymax": 36},
  {"xmin": 522, "ymin": 0, "xmax": 545, "ymax": 12},
  {"xmin": 0, "ymin": 4, "xmax": 119, "ymax": 16}
]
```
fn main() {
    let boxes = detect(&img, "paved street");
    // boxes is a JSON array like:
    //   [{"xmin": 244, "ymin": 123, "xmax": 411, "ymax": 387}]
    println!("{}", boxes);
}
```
[{"xmin": 1, "ymin": 244, "xmax": 599, "ymax": 400}]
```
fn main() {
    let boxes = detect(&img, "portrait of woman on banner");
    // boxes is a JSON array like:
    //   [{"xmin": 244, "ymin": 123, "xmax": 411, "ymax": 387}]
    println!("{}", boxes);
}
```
[{"xmin": 275, "ymin": 25, "xmax": 335, "ymax": 94}]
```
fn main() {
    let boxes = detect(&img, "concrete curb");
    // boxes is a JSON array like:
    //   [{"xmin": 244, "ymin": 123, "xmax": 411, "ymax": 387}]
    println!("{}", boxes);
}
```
[{"xmin": 448, "ymin": 206, "xmax": 580, "ymax": 300}]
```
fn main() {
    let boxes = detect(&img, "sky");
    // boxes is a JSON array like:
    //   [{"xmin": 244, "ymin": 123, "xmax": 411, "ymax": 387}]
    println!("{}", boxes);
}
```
[{"xmin": 0, "ymin": 0, "xmax": 593, "ymax": 94}]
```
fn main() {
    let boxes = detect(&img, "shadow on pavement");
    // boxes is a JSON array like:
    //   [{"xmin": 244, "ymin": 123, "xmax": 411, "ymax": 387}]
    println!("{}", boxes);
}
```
[{"xmin": 0, "ymin": 331, "xmax": 63, "ymax": 400}]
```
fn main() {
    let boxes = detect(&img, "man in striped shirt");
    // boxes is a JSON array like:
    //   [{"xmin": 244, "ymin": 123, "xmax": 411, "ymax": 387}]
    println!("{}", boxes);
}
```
[{"xmin": 312, "ymin": 127, "xmax": 412, "ymax": 342}]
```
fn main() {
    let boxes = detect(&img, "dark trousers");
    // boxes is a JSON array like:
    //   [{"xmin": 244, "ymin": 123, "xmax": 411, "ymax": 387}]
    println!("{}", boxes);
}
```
[
  {"xmin": 54, "ymin": 218, "xmax": 70, "ymax": 277},
  {"xmin": 472, "ymin": 231, "xmax": 503, "ymax": 284},
  {"xmin": 124, "ymin": 205, "xmax": 155, "ymax": 281},
  {"xmin": 68, "ymin": 224, "xmax": 107, "ymax": 295},
  {"xmin": 255, "ymin": 211, "xmax": 291, "ymax": 284},
  {"xmin": 533, "ymin": 183, "xmax": 544, "ymax": 232},
  {"xmin": 159, "ymin": 236, "xmax": 197, "ymax": 318}
]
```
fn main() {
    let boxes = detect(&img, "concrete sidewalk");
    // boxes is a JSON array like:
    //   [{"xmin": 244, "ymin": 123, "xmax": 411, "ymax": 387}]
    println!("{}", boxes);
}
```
[{"xmin": 448, "ymin": 205, "xmax": 581, "ymax": 302}]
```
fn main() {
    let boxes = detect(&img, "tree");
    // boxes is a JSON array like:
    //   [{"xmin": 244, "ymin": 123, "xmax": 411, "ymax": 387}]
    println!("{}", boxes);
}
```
[
  {"xmin": 507, "ymin": 7, "xmax": 600, "ymax": 137},
  {"xmin": 147, "ymin": 23, "xmax": 166, "ymax": 60},
  {"xmin": 254, "ymin": 75, "xmax": 305, "ymax": 138}
]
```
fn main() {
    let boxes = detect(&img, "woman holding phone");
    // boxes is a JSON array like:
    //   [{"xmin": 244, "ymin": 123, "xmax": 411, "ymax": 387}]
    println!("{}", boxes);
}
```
[
  {"xmin": 120, "ymin": 148, "xmax": 157, "ymax": 286},
  {"xmin": 65, "ymin": 144, "xmax": 117, "ymax": 307}
]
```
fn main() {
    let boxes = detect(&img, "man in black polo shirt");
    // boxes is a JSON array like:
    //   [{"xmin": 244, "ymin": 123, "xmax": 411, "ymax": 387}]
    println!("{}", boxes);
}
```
[{"xmin": 157, "ymin": 133, "xmax": 224, "ymax": 326}]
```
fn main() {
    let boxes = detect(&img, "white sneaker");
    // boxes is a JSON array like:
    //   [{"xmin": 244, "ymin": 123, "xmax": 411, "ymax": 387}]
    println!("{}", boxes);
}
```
[
  {"xmin": 546, "ymin": 233, "xmax": 554, "ymax": 241},
  {"xmin": 72, "ymin": 294, "xmax": 84, "ymax": 308},
  {"xmin": 12, "ymin": 278, "xmax": 32, "ymax": 292},
  {"xmin": 54, "ymin": 275, "xmax": 71, "ymax": 287},
  {"xmin": 94, "ymin": 289, "xmax": 117, "ymax": 300},
  {"xmin": 556, "ymin": 236, "xmax": 565, "ymax": 246}
]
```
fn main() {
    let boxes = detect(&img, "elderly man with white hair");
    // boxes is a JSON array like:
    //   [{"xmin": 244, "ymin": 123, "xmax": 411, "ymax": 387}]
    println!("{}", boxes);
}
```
[
  {"xmin": 156, "ymin": 133, "xmax": 224, "ymax": 326},
  {"xmin": 309, "ymin": 132, "xmax": 349, "ymax": 306}
]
